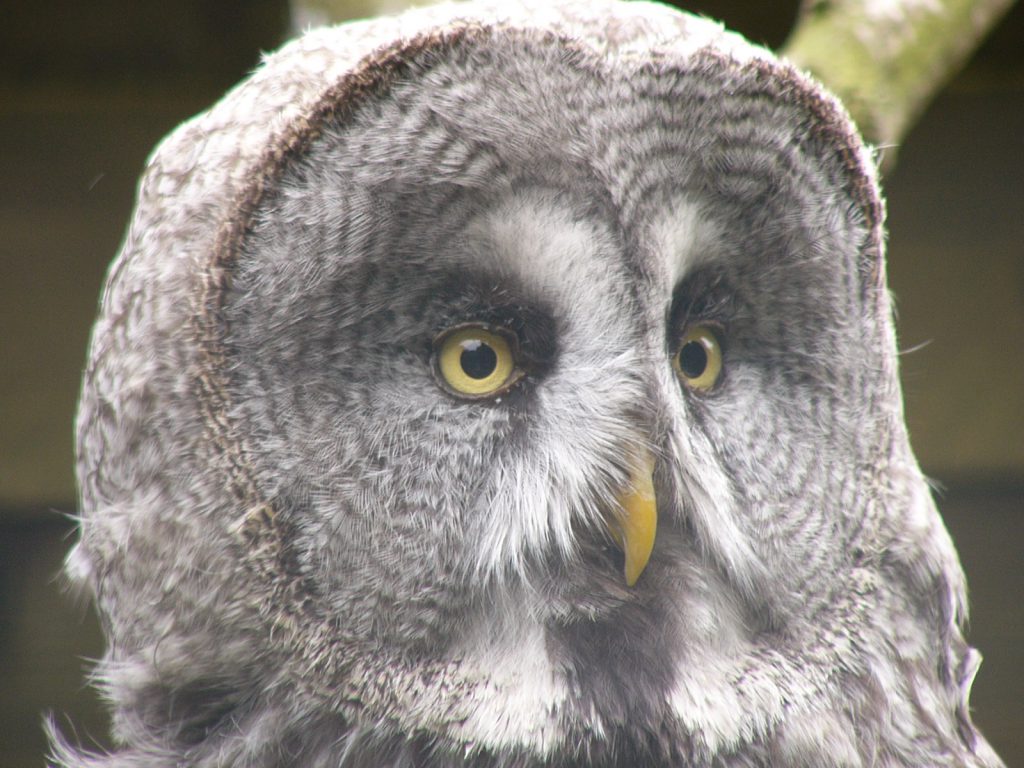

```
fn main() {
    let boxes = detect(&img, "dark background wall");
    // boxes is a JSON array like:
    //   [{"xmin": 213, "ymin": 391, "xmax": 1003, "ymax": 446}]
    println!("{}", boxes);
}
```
[{"xmin": 1, "ymin": 1, "xmax": 1021, "ymax": 765}]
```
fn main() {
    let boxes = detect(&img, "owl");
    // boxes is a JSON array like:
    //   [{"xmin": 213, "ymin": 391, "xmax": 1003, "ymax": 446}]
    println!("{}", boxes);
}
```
[{"xmin": 52, "ymin": 1, "xmax": 1004, "ymax": 766}]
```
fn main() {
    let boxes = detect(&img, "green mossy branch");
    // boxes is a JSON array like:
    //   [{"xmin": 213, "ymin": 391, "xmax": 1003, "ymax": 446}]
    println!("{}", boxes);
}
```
[{"xmin": 781, "ymin": 0, "xmax": 1016, "ymax": 162}]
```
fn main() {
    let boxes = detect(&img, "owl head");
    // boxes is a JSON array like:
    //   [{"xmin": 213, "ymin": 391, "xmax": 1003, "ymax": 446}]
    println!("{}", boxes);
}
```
[{"xmin": 56, "ymin": 2, "xmax": 1002, "ymax": 767}]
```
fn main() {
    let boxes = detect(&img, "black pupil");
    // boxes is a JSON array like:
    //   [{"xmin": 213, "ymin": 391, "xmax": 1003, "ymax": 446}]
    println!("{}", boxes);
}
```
[
  {"xmin": 678, "ymin": 340, "xmax": 708, "ymax": 379},
  {"xmin": 460, "ymin": 340, "xmax": 498, "ymax": 379}
]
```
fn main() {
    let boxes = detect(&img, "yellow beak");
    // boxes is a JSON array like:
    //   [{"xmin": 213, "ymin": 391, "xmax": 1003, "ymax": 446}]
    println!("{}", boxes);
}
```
[{"xmin": 608, "ymin": 450, "xmax": 657, "ymax": 586}]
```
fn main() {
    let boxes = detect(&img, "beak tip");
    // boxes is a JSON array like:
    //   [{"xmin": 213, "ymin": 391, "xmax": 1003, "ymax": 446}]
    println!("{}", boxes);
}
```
[
  {"xmin": 624, "ymin": 566, "xmax": 642, "ymax": 587},
  {"xmin": 621, "ymin": 524, "xmax": 655, "ymax": 587}
]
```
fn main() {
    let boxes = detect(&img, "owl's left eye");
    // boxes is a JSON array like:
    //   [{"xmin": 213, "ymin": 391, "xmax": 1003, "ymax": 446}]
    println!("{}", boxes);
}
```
[{"xmin": 434, "ymin": 325, "xmax": 523, "ymax": 399}]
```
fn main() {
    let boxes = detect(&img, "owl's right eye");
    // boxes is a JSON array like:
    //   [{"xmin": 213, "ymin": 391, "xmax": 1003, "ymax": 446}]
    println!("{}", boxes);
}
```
[
  {"xmin": 673, "ymin": 325, "xmax": 723, "ymax": 392},
  {"xmin": 434, "ymin": 325, "xmax": 523, "ymax": 399}
]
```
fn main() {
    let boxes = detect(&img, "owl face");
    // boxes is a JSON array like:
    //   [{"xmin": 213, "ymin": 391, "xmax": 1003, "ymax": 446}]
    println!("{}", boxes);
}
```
[
  {"xmin": 227, "ymin": 27, "xmax": 880, "ymax": 613},
  {"xmin": 63, "ymin": 4, "xmax": 995, "ymax": 768},
  {"xmin": 222, "ymin": 26, "xmax": 890, "ymax": 752}
]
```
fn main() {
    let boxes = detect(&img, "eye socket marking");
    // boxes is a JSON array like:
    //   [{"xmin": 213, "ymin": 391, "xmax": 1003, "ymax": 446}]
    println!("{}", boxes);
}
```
[
  {"xmin": 435, "ymin": 325, "xmax": 523, "ymax": 398},
  {"xmin": 673, "ymin": 325, "xmax": 723, "ymax": 392}
]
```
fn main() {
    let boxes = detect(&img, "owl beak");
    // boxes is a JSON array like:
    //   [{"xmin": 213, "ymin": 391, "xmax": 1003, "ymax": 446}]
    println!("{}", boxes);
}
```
[{"xmin": 608, "ymin": 450, "xmax": 657, "ymax": 586}]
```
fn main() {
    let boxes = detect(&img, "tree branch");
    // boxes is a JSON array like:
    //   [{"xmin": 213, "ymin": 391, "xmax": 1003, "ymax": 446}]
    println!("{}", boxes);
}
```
[{"xmin": 780, "ymin": 0, "xmax": 1016, "ymax": 164}]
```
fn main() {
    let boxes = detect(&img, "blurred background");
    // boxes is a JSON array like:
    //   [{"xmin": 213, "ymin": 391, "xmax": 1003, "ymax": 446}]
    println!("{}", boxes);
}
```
[{"xmin": 1, "ymin": 1, "xmax": 1021, "ymax": 765}]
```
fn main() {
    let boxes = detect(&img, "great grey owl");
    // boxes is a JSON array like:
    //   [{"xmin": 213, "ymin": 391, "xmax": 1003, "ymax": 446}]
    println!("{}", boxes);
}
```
[{"xmin": 53, "ymin": 1, "xmax": 1004, "ymax": 766}]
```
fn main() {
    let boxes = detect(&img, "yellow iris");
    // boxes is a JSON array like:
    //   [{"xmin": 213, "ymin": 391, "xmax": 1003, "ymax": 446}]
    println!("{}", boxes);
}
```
[
  {"xmin": 674, "ymin": 325, "xmax": 723, "ymax": 391},
  {"xmin": 436, "ymin": 326, "xmax": 520, "ymax": 397}
]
